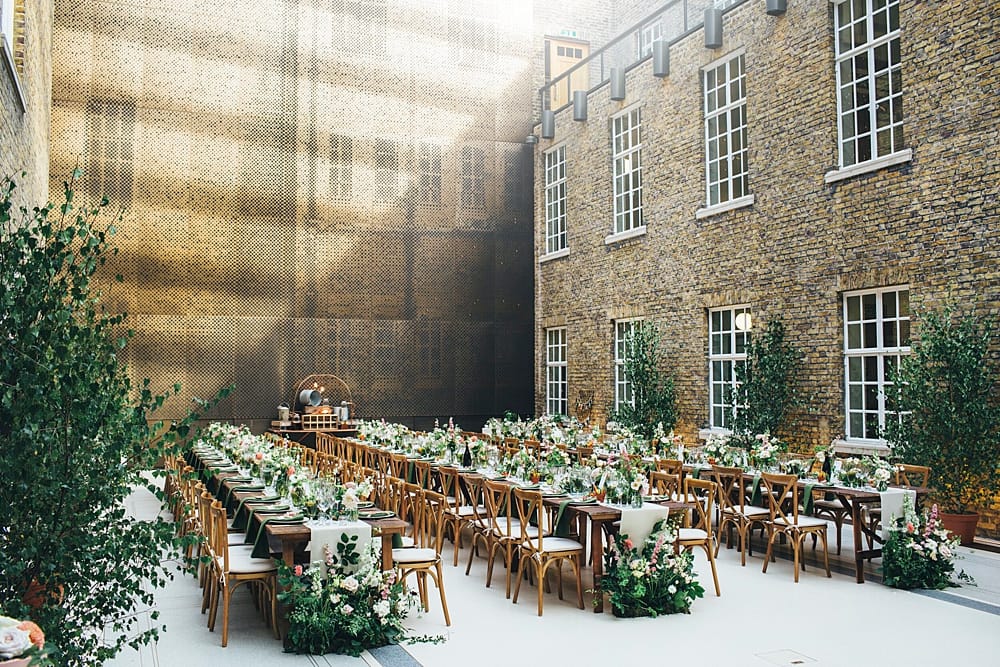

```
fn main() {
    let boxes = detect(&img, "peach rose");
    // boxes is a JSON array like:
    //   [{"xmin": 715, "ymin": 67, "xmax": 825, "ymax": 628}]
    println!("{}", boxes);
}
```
[{"xmin": 17, "ymin": 621, "xmax": 44, "ymax": 650}]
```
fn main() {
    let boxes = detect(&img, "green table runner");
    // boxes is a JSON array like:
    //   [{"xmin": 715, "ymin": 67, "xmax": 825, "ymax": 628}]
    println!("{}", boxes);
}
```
[
  {"xmin": 250, "ymin": 515, "xmax": 306, "ymax": 559},
  {"xmin": 554, "ymin": 498, "xmax": 596, "ymax": 538}
]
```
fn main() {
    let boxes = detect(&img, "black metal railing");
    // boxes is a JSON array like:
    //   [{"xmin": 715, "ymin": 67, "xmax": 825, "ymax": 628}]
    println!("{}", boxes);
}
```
[{"xmin": 538, "ymin": 0, "xmax": 749, "ymax": 117}]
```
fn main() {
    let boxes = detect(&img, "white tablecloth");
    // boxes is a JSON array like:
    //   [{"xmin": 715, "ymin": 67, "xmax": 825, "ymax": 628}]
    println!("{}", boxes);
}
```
[
  {"xmin": 617, "ymin": 503, "xmax": 669, "ymax": 548},
  {"xmin": 306, "ymin": 520, "xmax": 372, "ymax": 577}
]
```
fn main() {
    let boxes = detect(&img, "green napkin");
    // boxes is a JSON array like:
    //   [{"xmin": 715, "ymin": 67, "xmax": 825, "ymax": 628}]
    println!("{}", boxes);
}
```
[
  {"xmin": 802, "ymin": 482, "xmax": 817, "ymax": 515},
  {"xmin": 750, "ymin": 473, "xmax": 763, "ymax": 507},
  {"xmin": 690, "ymin": 467, "xmax": 702, "ymax": 480},
  {"xmin": 554, "ymin": 498, "xmax": 596, "ymax": 537},
  {"xmin": 250, "ymin": 515, "xmax": 306, "ymax": 559},
  {"xmin": 231, "ymin": 496, "xmax": 281, "ymax": 531}
]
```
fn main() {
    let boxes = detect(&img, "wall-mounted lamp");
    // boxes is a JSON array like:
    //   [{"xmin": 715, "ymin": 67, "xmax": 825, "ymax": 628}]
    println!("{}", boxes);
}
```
[
  {"xmin": 541, "ymin": 110, "xmax": 555, "ymax": 139},
  {"xmin": 610, "ymin": 68, "xmax": 626, "ymax": 101},
  {"xmin": 766, "ymin": 0, "xmax": 788, "ymax": 16},
  {"xmin": 735, "ymin": 312, "xmax": 753, "ymax": 332},
  {"xmin": 652, "ymin": 40, "xmax": 670, "ymax": 78},
  {"xmin": 525, "ymin": 134, "xmax": 539, "ymax": 145},
  {"xmin": 573, "ymin": 90, "xmax": 588, "ymax": 121},
  {"xmin": 704, "ymin": 7, "xmax": 723, "ymax": 49}
]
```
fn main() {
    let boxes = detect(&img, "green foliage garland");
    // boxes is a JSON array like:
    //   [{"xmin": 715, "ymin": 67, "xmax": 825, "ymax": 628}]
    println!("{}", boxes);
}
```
[
  {"xmin": 730, "ymin": 318, "xmax": 802, "ymax": 444},
  {"xmin": 609, "ymin": 322, "xmax": 678, "ymax": 438}
]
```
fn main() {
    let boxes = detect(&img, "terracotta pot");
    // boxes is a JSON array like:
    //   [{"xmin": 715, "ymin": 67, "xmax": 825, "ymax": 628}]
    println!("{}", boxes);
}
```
[
  {"xmin": 0, "ymin": 658, "xmax": 32, "ymax": 667},
  {"xmin": 939, "ymin": 512, "xmax": 979, "ymax": 546},
  {"xmin": 22, "ymin": 580, "xmax": 64, "ymax": 609}
]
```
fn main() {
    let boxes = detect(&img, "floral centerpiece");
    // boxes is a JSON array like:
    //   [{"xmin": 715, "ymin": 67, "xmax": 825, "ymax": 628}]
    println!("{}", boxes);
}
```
[
  {"xmin": 882, "ymin": 497, "xmax": 966, "ymax": 590},
  {"xmin": 277, "ymin": 536, "xmax": 436, "ymax": 656},
  {"xmin": 653, "ymin": 422, "xmax": 683, "ymax": 458},
  {"xmin": 702, "ymin": 433, "xmax": 745, "ymax": 468},
  {"xmin": 838, "ymin": 456, "xmax": 894, "ymax": 491},
  {"xmin": 748, "ymin": 432, "xmax": 785, "ymax": 470},
  {"xmin": 597, "ymin": 520, "xmax": 704, "ymax": 617},
  {"xmin": 0, "ymin": 614, "xmax": 51, "ymax": 665},
  {"xmin": 594, "ymin": 456, "xmax": 648, "ymax": 505}
]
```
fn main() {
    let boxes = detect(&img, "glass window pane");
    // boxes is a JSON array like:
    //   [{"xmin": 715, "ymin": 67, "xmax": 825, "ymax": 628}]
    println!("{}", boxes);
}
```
[
  {"xmin": 883, "ymin": 321, "xmax": 898, "ymax": 348},
  {"xmin": 900, "ymin": 319, "xmax": 911, "ymax": 346},
  {"xmin": 849, "ymin": 384, "xmax": 863, "ymax": 410},
  {"xmin": 863, "ymin": 322, "xmax": 877, "ymax": 348},
  {"xmin": 847, "ymin": 295, "xmax": 861, "ymax": 321},
  {"xmin": 848, "ymin": 323, "xmax": 861, "ymax": 349},
  {"xmin": 864, "ymin": 355, "xmax": 878, "ymax": 381},
  {"xmin": 898, "ymin": 290, "xmax": 909, "ymax": 316},
  {"xmin": 849, "ymin": 356, "xmax": 862, "ymax": 381},
  {"xmin": 865, "ymin": 384, "xmax": 879, "ymax": 410},
  {"xmin": 882, "ymin": 292, "xmax": 896, "ymax": 317},
  {"xmin": 862, "ymin": 293, "xmax": 877, "ymax": 319},
  {"xmin": 850, "ymin": 413, "xmax": 864, "ymax": 438}
]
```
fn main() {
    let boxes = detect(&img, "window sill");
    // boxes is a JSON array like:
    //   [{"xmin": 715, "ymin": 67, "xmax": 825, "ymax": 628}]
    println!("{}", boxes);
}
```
[
  {"xmin": 0, "ymin": 34, "xmax": 25, "ymax": 112},
  {"xmin": 538, "ymin": 247, "xmax": 570, "ymax": 264},
  {"xmin": 695, "ymin": 194, "xmax": 754, "ymax": 220},
  {"xmin": 831, "ymin": 438, "xmax": 890, "ymax": 456},
  {"xmin": 604, "ymin": 225, "xmax": 647, "ymax": 245},
  {"xmin": 824, "ymin": 149, "xmax": 912, "ymax": 184},
  {"xmin": 697, "ymin": 427, "xmax": 731, "ymax": 442}
]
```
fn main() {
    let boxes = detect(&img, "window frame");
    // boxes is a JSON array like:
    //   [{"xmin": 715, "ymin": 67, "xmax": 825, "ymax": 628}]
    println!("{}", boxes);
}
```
[
  {"xmin": 611, "ymin": 106, "xmax": 643, "ymax": 237},
  {"xmin": 842, "ymin": 285, "xmax": 911, "ymax": 443},
  {"xmin": 0, "ymin": 0, "xmax": 25, "ymax": 109},
  {"xmin": 546, "ymin": 327, "xmax": 568, "ymax": 417},
  {"xmin": 417, "ymin": 141, "xmax": 442, "ymax": 205},
  {"xmin": 543, "ymin": 144, "xmax": 567, "ymax": 256},
  {"xmin": 832, "ymin": 0, "xmax": 905, "ymax": 171},
  {"xmin": 613, "ymin": 318, "xmax": 642, "ymax": 413},
  {"xmin": 330, "ymin": 134, "xmax": 353, "ymax": 201},
  {"xmin": 702, "ymin": 49, "xmax": 749, "ymax": 209},
  {"xmin": 708, "ymin": 305, "xmax": 751, "ymax": 431},
  {"xmin": 460, "ymin": 145, "xmax": 487, "ymax": 209}
]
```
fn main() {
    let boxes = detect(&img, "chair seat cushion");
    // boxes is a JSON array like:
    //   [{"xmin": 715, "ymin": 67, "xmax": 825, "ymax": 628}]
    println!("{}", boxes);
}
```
[
  {"xmin": 396, "ymin": 536, "xmax": 415, "ymax": 548},
  {"xmin": 723, "ymin": 505, "xmax": 769, "ymax": 517},
  {"xmin": 219, "ymin": 552, "xmax": 277, "ymax": 575},
  {"xmin": 456, "ymin": 505, "xmax": 486, "ymax": 517},
  {"xmin": 678, "ymin": 528, "xmax": 708, "ymax": 542},
  {"xmin": 227, "ymin": 532, "xmax": 246, "ymax": 546},
  {"xmin": 535, "ymin": 537, "xmax": 583, "ymax": 553},
  {"xmin": 772, "ymin": 515, "xmax": 828, "ymax": 528},
  {"xmin": 392, "ymin": 548, "xmax": 438, "ymax": 564},
  {"xmin": 813, "ymin": 499, "xmax": 848, "ymax": 511}
]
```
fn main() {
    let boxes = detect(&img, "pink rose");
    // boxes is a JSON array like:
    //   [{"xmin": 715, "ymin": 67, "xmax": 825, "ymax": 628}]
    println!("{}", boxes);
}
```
[
  {"xmin": 287, "ymin": 466, "xmax": 295, "ymax": 476},
  {"xmin": 624, "ymin": 538, "xmax": 634, "ymax": 550},
  {"xmin": 255, "ymin": 452, "xmax": 263, "ymax": 461},
  {"xmin": 293, "ymin": 565, "xmax": 303, "ymax": 577},
  {"xmin": 346, "ymin": 481, "xmax": 357, "ymax": 490}
]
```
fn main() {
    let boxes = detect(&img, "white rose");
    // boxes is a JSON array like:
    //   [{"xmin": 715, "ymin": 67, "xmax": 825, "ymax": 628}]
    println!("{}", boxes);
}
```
[
  {"xmin": 667, "ymin": 585, "xmax": 677, "ymax": 595},
  {"xmin": 0, "ymin": 627, "xmax": 32, "ymax": 660},
  {"xmin": 374, "ymin": 600, "xmax": 390, "ymax": 618},
  {"xmin": 341, "ymin": 575, "xmax": 360, "ymax": 592}
]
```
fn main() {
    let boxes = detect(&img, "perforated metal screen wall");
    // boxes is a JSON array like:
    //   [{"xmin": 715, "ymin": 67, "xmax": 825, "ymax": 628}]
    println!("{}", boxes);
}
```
[{"xmin": 50, "ymin": 0, "xmax": 535, "ymax": 426}]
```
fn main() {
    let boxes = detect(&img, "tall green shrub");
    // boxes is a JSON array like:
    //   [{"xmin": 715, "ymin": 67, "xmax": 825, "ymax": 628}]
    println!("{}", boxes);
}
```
[
  {"xmin": 0, "ymin": 173, "xmax": 224, "ymax": 665},
  {"xmin": 884, "ymin": 305, "xmax": 1000, "ymax": 514},
  {"xmin": 609, "ymin": 322, "xmax": 678, "ymax": 438},
  {"xmin": 729, "ymin": 318, "xmax": 802, "ymax": 442}
]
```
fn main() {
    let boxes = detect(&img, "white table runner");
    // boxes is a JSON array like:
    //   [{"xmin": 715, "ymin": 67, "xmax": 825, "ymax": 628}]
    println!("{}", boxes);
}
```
[
  {"xmin": 879, "ymin": 488, "xmax": 917, "ymax": 540},
  {"xmin": 306, "ymin": 520, "xmax": 372, "ymax": 577},
  {"xmin": 617, "ymin": 503, "xmax": 669, "ymax": 548}
]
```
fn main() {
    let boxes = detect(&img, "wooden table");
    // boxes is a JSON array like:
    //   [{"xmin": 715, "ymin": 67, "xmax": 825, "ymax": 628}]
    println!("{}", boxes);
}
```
[{"xmin": 265, "ymin": 516, "xmax": 408, "ymax": 572}]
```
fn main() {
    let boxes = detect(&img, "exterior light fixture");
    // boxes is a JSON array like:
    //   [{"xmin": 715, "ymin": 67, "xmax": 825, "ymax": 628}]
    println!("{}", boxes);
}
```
[
  {"xmin": 610, "ymin": 68, "xmax": 626, "ymax": 101},
  {"xmin": 652, "ymin": 40, "xmax": 670, "ymax": 77},
  {"xmin": 541, "ymin": 110, "xmax": 555, "ymax": 139},
  {"xmin": 767, "ymin": 0, "xmax": 788, "ymax": 16},
  {"xmin": 573, "ymin": 90, "xmax": 587, "ymax": 121},
  {"xmin": 704, "ymin": 7, "xmax": 723, "ymax": 49},
  {"xmin": 735, "ymin": 312, "xmax": 752, "ymax": 332}
]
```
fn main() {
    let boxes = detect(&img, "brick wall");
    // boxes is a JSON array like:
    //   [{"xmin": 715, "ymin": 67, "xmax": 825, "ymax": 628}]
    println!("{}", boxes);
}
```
[
  {"xmin": 532, "ymin": 0, "xmax": 1000, "ymax": 534},
  {"xmin": 0, "ymin": 0, "xmax": 51, "ymax": 209}
]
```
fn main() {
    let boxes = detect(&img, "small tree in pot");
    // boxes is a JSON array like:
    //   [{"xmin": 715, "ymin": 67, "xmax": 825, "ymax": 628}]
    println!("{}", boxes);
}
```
[{"xmin": 884, "ymin": 305, "xmax": 1000, "ymax": 544}]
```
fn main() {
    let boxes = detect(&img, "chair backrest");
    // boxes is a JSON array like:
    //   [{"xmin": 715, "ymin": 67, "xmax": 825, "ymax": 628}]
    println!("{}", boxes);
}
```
[
  {"xmin": 373, "ymin": 448, "xmax": 392, "ymax": 476},
  {"xmin": 483, "ymin": 479, "xmax": 514, "ymax": 538},
  {"xmin": 389, "ymin": 452, "xmax": 408, "ymax": 479},
  {"xmin": 437, "ymin": 465, "xmax": 461, "ymax": 506},
  {"xmin": 315, "ymin": 433, "xmax": 335, "ymax": 456},
  {"xmin": 683, "ymin": 477, "xmax": 716, "ymax": 538},
  {"xmin": 413, "ymin": 459, "xmax": 433, "ymax": 489},
  {"xmin": 462, "ymin": 474, "xmax": 487, "ymax": 523},
  {"xmin": 896, "ymin": 464, "xmax": 930, "ymax": 487},
  {"xmin": 574, "ymin": 445, "xmax": 594, "ymax": 465},
  {"xmin": 649, "ymin": 471, "xmax": 681, "ymax": 497},
  {"xmin": 711, "ymin": 466, "xmax": 749, "ymax": 513},
  {"xmin": 210, "ymin": 500, "xmax": 230, "ymax": 574},
  {"xmin": 512, "ymin": 487, "xmax": 548, "ymax": 552},
  {"xmin": 421, "ymin": 489, "xmax": 448, "ymax": 552},
  {"xmin": 759, "ymin": 472, "xmax": 800, "ymax": 524},
  {"xmin": 383, "ymin": 475, "xmax": 405, "ymax": 515},
  {"xmin": 401, "ymin": 482, "xmax": 423, "ymax": 528},
  {"xmin": 300, "ymin": 447, "xmax": 319, "ymax": 474},
  {"xmin": 656, "ymin": 459, "xmax": 683, "ymax": 476}
]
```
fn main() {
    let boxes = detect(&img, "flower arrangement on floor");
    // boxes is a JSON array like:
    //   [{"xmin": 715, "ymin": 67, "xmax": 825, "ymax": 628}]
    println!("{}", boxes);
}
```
[
  {"xmin": 0, "ymin": 614, "xmax": 52, "ymax": 665},
  {"xmin": 598, "ymin": 520, "xmax": 704, "ymax": 617},
  {"xmin": 882, "ymin": 497, "xmax": 967, "ymax": 590},
  {"xmin": 277, "ymin": 535, "xmax": 436, "ymax": 656}
]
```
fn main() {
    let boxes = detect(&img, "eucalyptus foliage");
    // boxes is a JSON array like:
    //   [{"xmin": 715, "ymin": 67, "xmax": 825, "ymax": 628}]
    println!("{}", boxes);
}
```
[
  {"xmin": 729, "ymin": 319, "xmax": 802, "ymax": 444},
  {"xmin": 884, "ymin": 306, "xmax": 1000, "ymax": 514},
  {"xmin": 609, "ymin": 322, "xmax": 678, "ymax": 438},
  {"xmin": 0, "ymin": 174, "xmax": 225, "ymax": 665}
]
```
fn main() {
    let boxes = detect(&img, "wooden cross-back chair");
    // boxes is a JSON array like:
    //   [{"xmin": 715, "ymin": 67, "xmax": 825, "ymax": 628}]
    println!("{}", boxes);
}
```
[{"xmin": 759, "ymin": 473, "xmax": 831, "ymax": 583}]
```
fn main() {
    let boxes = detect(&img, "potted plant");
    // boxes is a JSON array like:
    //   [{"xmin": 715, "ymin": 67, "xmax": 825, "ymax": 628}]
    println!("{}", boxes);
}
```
[{"xmin": 885, "ymin": 305, "xmax": 1000, "ymax": 545}]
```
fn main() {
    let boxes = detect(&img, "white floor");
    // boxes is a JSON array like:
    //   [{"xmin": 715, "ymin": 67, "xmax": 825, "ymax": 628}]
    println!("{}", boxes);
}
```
[{"xmin": 110, "ymin": 484, "xmax": 1000, "ymax": 667}]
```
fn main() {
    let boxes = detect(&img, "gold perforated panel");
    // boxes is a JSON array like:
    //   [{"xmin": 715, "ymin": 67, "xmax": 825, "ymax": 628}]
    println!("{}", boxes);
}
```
[{"xmin": 50, "ymin": 0, "xmax": 535, "ymax": 424}]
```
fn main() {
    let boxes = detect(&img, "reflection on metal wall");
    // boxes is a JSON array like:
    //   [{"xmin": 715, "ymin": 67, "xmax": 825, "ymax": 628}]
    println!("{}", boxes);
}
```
[{"xmin": 50, "ymin": 0, "xmax": 535, "ymax": 424}]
